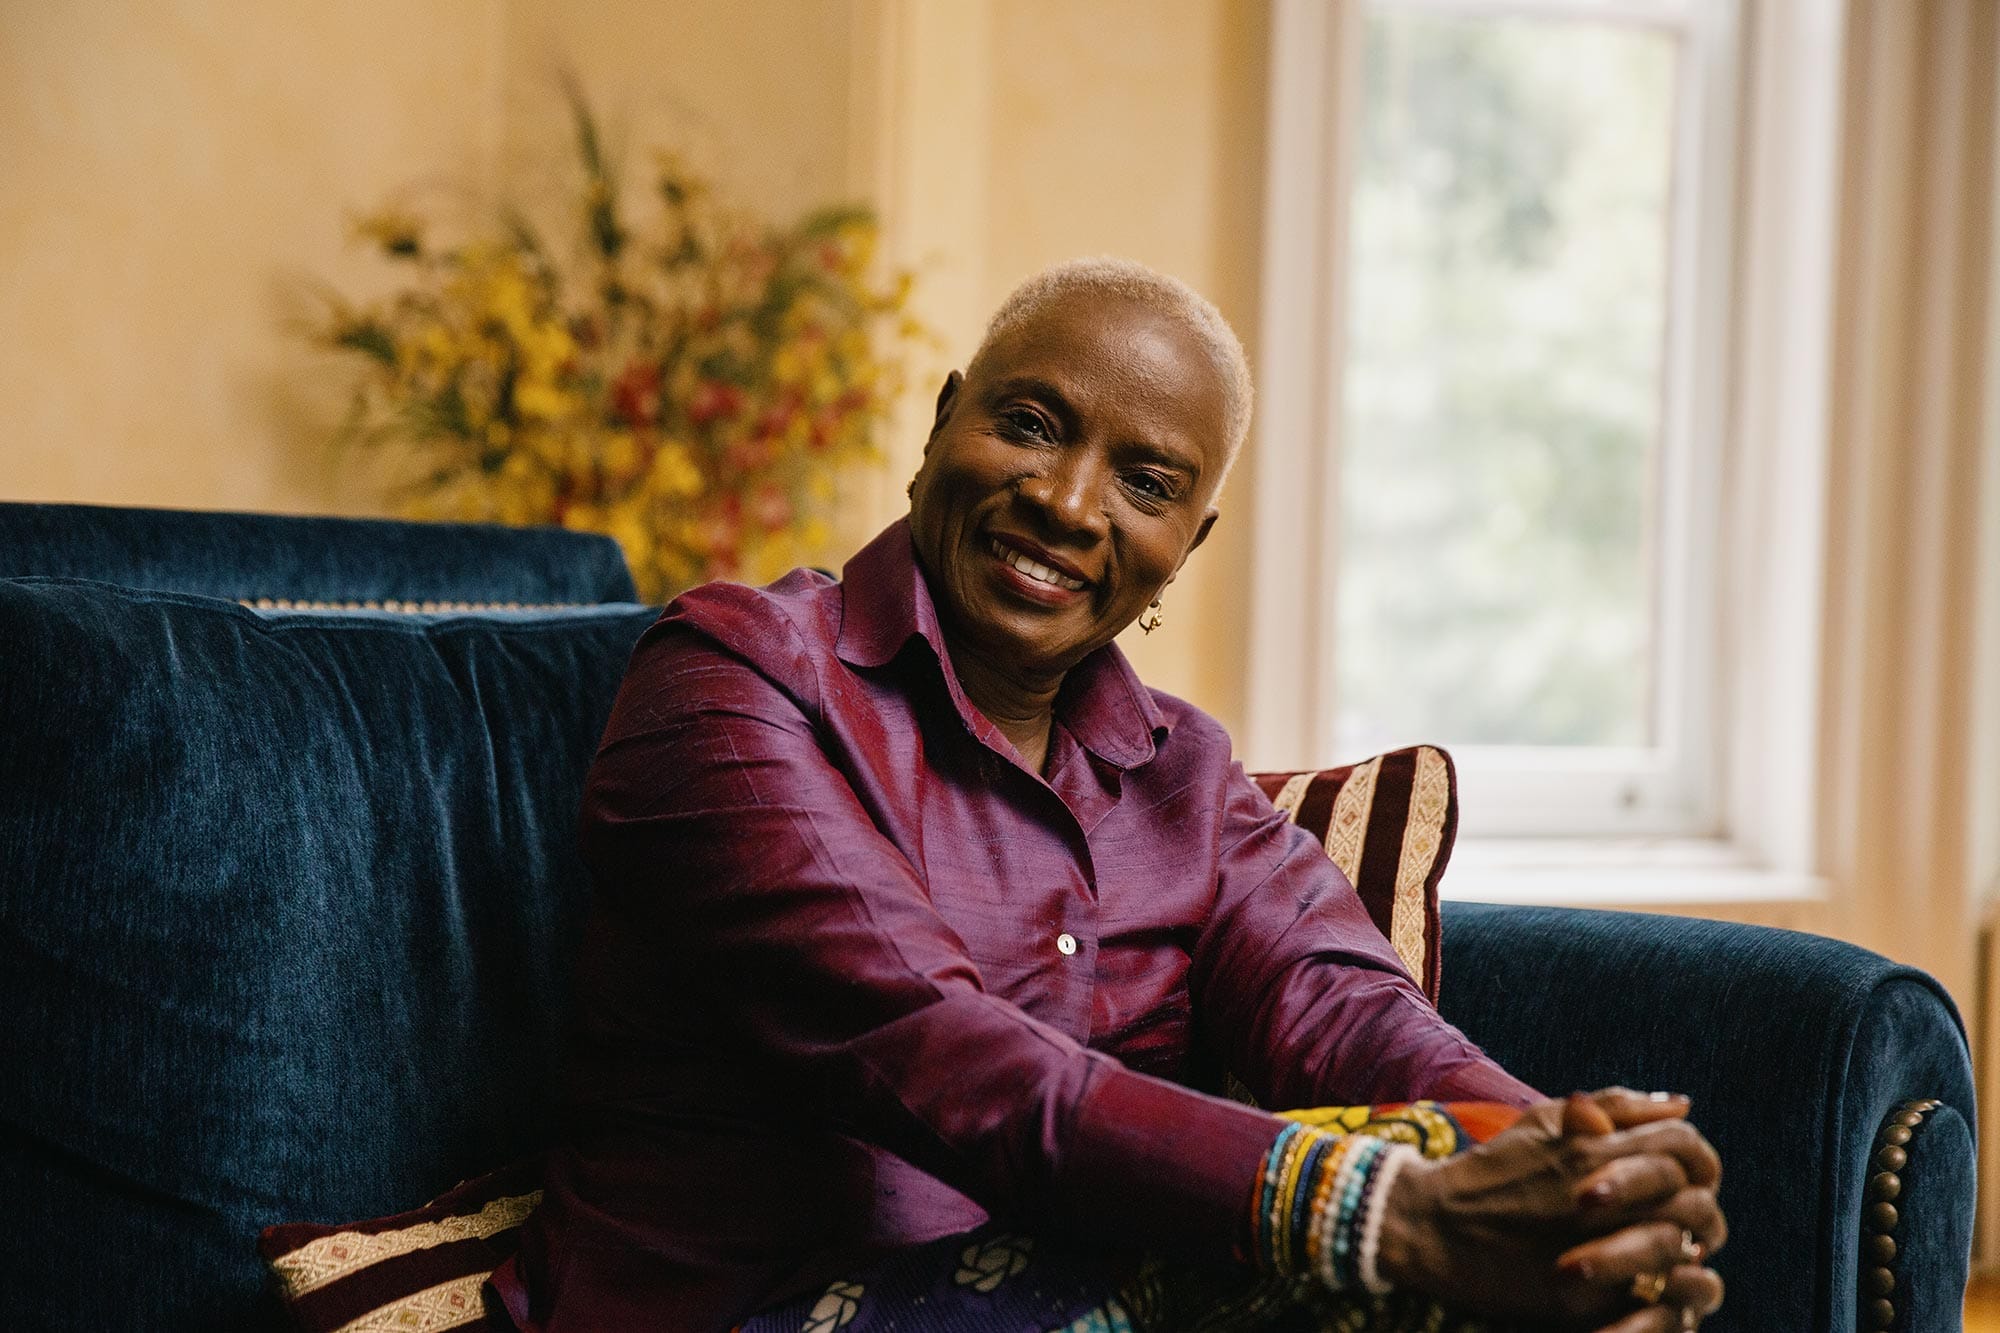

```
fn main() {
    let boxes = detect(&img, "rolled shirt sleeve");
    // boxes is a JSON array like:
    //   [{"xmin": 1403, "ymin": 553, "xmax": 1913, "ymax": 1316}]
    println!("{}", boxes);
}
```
[{"xmin": 1187, "ymin": 769, "xmax": 1541, "ymax": 1111}]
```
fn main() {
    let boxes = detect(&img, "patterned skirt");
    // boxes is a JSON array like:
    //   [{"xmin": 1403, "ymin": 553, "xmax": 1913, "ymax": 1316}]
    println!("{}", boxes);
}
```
[{"xmin": 735, "ymin": 1104, "xmax": 1517, "ymax": 1333}]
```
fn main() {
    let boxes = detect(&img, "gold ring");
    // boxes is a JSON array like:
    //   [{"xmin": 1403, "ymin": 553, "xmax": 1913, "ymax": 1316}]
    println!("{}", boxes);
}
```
[
  {"xmin": 1630, "ymin": 1270, "xmax": 1668, "ymax": 1304},
  {"xmin": 1679, "ymin": 1228, "xmax": 1702, "ymax": 1264}
]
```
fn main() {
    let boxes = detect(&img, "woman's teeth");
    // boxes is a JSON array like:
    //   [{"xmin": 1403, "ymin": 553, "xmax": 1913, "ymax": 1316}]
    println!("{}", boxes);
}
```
[{"xmin": 990, "ymin": 538, "xmax": 1086, "ymax": 591}]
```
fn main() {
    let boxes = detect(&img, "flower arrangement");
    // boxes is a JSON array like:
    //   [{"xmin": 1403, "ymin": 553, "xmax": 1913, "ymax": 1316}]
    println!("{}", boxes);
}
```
[{"xmin": 315, "ymin": 93, "xmax": 920, "ymax": 600}]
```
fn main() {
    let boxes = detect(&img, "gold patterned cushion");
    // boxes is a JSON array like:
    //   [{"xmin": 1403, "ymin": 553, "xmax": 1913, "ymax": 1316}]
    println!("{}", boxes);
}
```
[
  {"xmin": 258, "ymin": 1159, "xmax": 540, "ymax": 1333},
  {"xmin": 1250, "ymin": 745, "xmax": 1456, "ymax": 1001}
]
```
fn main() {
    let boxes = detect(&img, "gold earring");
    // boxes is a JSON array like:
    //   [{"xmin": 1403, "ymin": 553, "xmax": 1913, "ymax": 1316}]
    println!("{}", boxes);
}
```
[{"xmin": 1138, "ymin": 598, "xmax": 1164, "ymax": 634}]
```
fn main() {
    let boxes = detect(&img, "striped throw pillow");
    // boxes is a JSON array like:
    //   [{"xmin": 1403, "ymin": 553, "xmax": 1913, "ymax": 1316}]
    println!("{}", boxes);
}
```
[
  {"xmin": 1251, "ymin": 745, "xmax": 1457, "ymax": 1002},
  {"xmin": 259, "ymin": 1158, "xmax": 540, "ymax": 1333}
]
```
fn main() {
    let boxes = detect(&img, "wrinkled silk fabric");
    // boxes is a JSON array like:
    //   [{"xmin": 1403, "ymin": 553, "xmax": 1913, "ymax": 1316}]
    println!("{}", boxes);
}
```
[{"xmin": 490, "ymin": 521, "xmax": 1536, "ymax": 1332}]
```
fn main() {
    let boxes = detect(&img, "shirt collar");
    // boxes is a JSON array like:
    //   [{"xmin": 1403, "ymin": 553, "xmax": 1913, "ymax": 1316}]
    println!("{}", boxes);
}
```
[{"xmin": 836, "ymin": 520, "xmax": 1167, "ymax": 770}]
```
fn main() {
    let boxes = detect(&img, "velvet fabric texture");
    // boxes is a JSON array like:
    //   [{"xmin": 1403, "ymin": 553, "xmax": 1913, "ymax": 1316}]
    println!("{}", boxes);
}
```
[
  {"xmin": 0, "ymin": 577, "xmax": 659, "ymax": 1331},
  {"xmin": 1438, "ymin": 901, "xmax": 1976, "ymax": 1333},
  {"xmin": 0, "ymin": 502, "xmax": 638, "ymax": 605}
]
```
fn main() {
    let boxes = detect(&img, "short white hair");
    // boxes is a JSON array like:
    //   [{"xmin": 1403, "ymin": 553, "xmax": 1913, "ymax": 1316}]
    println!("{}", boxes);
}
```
[{"xmin": 970, "ymin": 257, "xmax": 1253, "ymax": 489}]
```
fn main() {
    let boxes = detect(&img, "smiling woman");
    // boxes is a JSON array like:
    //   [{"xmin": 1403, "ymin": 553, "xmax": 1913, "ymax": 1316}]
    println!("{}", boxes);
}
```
[
  {"xmin": 489, "ymin": 259, "xmax": 1727, "ymax": 1333},
  {"xmin": 905, "ymin": 270, "xmax": 1238, "ymax": 772}
]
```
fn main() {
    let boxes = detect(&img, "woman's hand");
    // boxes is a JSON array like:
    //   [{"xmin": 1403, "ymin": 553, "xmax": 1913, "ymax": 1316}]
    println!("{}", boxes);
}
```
[
  {"xmin": 1558, "ymin": 1091, "xmax": 1725, "ymax": 1331},
  {"xmin": 1373, "ymin": 1088, "xmax": 1725, "ymax": 1329}
]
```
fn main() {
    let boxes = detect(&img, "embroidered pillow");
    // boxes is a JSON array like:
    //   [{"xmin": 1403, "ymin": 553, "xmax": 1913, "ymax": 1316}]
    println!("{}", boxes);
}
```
[
  {"xmin": 1250, "ymin": 746, "xmax": 1457, "ymax": 1001},
  {"xmin": 259, "ymin": 1159, "xmax": 540, "ymax": 1333}
]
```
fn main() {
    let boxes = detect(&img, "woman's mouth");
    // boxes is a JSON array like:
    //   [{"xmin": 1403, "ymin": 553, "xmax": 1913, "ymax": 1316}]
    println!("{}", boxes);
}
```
[{"xmin": 987, "ymin": 536, "xmax": 1088, "ymax": 594}]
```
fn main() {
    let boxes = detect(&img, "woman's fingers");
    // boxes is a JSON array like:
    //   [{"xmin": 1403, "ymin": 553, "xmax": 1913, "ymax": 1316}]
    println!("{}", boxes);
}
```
[
  {"xmin": 1584, "ymin": 1265, "xmax": 1724, "ymax": 1332},
  {"xmin": 1589, "ymin": 1088, "xmax": 1693, "ymax": 1129},
  {"xmin": 1576, "ymin": 1119, "xmax": 1723, "ymax": 1191},
  {"xmin": 1665, "ymin": 1264, "xmax": 1724, "ymax": 1314},
  {"xmin": 1565, "ymin": 1091, "xmax": 1618, "ymax": 1137},
  {"xmin": 1575, "ymin": 1153, "xmax": 1689, "ymax": 1218},
  {"xmin": 1656, "ymin": 1185, "xmax": 1727, "ymax": 1257},
  {"xmin": 1557, "ymin": 1220, "xmax": 1702, "ymax": 1285}
]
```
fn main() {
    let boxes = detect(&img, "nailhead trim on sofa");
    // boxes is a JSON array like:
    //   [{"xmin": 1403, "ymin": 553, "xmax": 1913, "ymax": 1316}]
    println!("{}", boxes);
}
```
[
  {"xmin": 1858, "ymin": 1097, "xmax": 1942, "ymax": 1330},
  {"xmin": 240, "ymin": 598, "xmax": 584, "ymax": 613}
]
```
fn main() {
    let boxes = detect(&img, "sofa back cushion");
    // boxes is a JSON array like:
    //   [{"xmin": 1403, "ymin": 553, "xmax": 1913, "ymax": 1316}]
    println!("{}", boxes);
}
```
[
  {"xmin": 0, "ymin": 502, "xmax": 638, "ymax": 605},
  {"xmin": 0, "ymin": 577, "xmax": 657, "ymax": 1330}
]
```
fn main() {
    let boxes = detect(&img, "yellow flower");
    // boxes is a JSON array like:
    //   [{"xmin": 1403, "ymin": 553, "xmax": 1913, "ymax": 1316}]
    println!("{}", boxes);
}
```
[
  {"xmin": 513, "ymin": 381, "xmax": 577, "ymax": 423},
  {"xmin": 318, "ymin": 111, "xmax": 924, "ymax": 602},
  {"xmin": 649, "ymin": 441, "xmax": 705, "ymax": 498},
  {"xmin": 602, "ymin": 431, "xmax": 640, "ymax": 479},
  {"xmin": 809, "ymin": 367, "xmax": 841, "ymax": 406},
  {"xmin": 605, "ymin": 502, "xmax": 655, "ymax": 571},
  {"xmin": 750, "ymin": 534, "xmax": 794, "ymax": 584}
]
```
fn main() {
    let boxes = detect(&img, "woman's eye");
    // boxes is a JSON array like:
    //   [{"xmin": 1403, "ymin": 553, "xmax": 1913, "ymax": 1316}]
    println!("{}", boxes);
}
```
[
  {"xmin": 1127, "ymin": 472, "xmax": 1172, "ymax": 500},
  {"xmin": 1002, "ymin": 409, "xmax": 1050, "ymax": 441}
]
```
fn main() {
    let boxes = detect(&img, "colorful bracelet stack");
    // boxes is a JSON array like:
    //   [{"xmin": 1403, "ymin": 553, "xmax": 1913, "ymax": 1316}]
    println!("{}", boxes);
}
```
[{"xmin": 1249, "ymin": 1122, "xmax": 1421, "ymax": 1296}]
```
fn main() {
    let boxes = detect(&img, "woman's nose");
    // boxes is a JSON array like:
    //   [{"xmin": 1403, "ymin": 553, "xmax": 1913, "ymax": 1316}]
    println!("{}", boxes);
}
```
[{"xmin": 1018, "ymin": 453, "xmax": 1110, "ymax": 537}]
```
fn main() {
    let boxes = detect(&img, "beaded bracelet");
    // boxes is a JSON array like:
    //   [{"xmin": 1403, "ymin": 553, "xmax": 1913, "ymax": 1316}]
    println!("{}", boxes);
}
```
[
  {"xmin": 1358, "ymin": 1140, "xmax": 1418, "ymax": 1295},
  {"xmin": 1249, "ymin": 1125, "xmax": 1420, "ymax": 1295}
]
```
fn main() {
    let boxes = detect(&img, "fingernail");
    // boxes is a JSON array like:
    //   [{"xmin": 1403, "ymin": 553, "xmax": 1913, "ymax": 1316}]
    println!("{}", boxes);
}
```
[
  {"xmin": 1559, "ymin": 1256, "xmax": 1597, "ymax": 1282},
  {"xmin": 1583, "ymin": 1180, "xmax": 1616, "ymax": 1205},
  {"xmin": 1650, "ymin": 1091, "xmax": 1688, "ymax": 1103}
]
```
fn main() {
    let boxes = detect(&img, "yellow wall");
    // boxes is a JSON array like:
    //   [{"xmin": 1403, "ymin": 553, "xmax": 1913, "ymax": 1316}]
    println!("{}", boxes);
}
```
[
  {"xmin": 0, "ymin": 0, "xmax": 1270, "ymax": 732},
  {"xmin": 980, "ymin": 0, "xmax": 1269, "ymax": 736},
  {"xmin": 500, "ymin": 0, "xmax": 861, "ymax": 226},
  {"xmin": 0, "ymin": 0, "xmax": 507, "ymax": 516},
  {"xmin": 0, "ymin": 0, "xmax": 869, "ymax": 516}
]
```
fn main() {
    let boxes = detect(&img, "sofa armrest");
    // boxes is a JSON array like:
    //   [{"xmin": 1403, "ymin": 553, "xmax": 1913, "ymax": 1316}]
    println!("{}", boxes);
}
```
[{"xmin": 1437, "ymin": 901, "xmax": 1975, "ymax": 1333}]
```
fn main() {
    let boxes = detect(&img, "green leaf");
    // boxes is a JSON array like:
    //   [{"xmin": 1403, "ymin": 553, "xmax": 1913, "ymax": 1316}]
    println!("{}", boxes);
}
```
[{"xmin": 334, "ymin": 322, "xmax": 397, "ymax": 366}]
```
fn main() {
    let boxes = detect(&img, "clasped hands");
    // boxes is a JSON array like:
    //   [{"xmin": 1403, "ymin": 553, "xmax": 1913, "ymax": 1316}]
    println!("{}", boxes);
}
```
[{"xmin": 1375, "ymin": 1088, "xmax": 1726, "ymax": 1330}]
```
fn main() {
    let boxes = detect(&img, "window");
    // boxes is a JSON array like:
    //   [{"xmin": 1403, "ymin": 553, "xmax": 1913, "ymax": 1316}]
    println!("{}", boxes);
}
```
[{"xmin": 1248, "ymin": 0, "xmax": 1840, "ymax": 878}]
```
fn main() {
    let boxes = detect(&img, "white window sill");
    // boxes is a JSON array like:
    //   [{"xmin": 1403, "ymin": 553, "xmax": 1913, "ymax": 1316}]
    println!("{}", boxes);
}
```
[{"xmin": 1442, "ymin": 836, "xmax": 1829, "ymax": 909}]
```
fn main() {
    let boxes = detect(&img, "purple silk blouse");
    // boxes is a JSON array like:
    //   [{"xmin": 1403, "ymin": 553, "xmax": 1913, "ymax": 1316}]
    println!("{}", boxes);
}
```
[{"xmin": 490, "ymin": 521, "xmax": 1537, "ymax": 1332}]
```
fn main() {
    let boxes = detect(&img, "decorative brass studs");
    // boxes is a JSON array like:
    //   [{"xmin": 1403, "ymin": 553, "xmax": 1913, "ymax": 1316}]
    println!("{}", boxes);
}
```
[{"xmin": 1860, "ymin": 1098, "xmax": 1942, "ymax": 1330}]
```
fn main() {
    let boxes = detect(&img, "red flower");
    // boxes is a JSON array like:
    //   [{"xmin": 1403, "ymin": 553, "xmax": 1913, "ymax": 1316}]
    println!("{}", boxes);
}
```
[
  {"xmin": 726, "ymin": 434, "xmax": 777, "ymax": 475},
  {"xmin": 756, "ymin": 392, "xmax": 803, "ymax": 438},
  {"xmin": 687, "ymin": 379, "xmax": 745, "ymax": 426},
  {"xmin": 611, "ymin": 361, "xmax": 662, "ymax": 427},
  {"xmin": 693, "ymin": 493, "xmax": 744, "ymax": 556},
  {"xmin": 749, "ymin": 483, "xmax": 793, "ymax": 532}
]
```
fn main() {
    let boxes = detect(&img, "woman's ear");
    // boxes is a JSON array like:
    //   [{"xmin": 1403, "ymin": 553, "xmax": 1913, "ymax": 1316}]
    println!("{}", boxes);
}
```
[
  {"xmin": 925, "ymin": 371, "xmax": 965, "ymax": 452},
  {"xmin": 1187, "ymin": 509, "xmax": 1218, "ymax": 557},
  {"xmin": 1162, "ymin": 510, "xmax": 1220, "ymax": 591}
]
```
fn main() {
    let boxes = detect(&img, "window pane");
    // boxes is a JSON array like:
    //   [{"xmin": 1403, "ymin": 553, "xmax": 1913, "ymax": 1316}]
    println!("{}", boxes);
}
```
[{"xmin": 1335, "ymin": 10, "xmax": 1677, "ymax": 753}]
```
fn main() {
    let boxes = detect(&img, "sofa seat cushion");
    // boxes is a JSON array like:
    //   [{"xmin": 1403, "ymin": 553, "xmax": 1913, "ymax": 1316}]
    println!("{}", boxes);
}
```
[{"xmin": 0, "ymin": 578, "xmax": 658, "ymax": 1331}]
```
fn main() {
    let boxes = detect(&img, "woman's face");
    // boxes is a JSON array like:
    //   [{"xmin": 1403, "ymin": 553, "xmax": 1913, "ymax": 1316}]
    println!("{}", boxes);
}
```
[{"xmin": 908, "ymin": 292, "xmax": 1228, "ymax": 679}]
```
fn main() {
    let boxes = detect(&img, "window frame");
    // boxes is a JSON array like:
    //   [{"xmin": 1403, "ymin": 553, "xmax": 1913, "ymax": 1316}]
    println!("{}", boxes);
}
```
[{"xmin": 1246, "ymin": 0, "xmax": 1845, "ymax": 892}]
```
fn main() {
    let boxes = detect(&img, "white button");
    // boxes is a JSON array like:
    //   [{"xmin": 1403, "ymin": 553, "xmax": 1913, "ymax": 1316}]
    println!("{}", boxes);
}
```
[{"xmin": 1056, "ymin": 932, "xmax": 1078, "ymax": 956}]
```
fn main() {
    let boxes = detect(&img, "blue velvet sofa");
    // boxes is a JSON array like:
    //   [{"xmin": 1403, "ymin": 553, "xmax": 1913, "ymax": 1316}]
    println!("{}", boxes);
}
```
[{"xmin": 0, "ymin": 502, "xmax": 1975, "ymax": 1331}]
